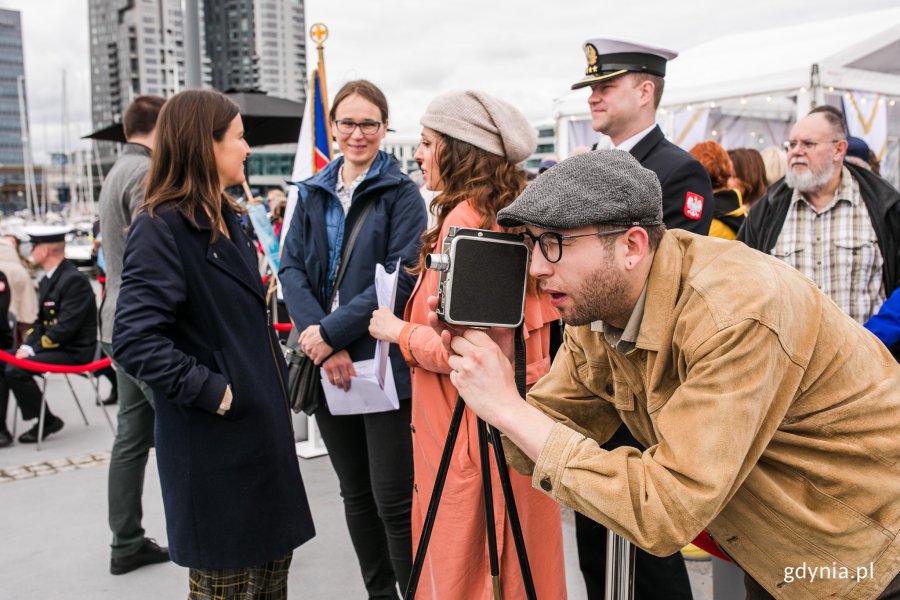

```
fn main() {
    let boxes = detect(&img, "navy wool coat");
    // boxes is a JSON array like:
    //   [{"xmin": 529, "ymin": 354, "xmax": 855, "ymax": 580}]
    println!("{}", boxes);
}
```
[
  {"xmin": 113, "ymin": 202, "xmax": 314, "ymax": 569},
  {"xmin": 279, "ymin": 151, "xmax": 427, "ymax": 400}
]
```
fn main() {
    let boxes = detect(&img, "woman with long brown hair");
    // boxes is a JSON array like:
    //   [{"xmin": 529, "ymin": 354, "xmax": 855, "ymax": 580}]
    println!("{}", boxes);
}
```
[
  {"xmin": 113, "ymin": 89, "xmax": 315, "ymax": 598},
  {"xmin": 369, "ymin": 90, "xmax": 567, "ymax": 599}
]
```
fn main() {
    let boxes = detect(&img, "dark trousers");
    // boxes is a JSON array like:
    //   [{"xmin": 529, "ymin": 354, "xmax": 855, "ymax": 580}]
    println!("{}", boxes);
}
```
[
  {"xmin": 575, "ymin": 425, "xmax": 694, "ymax": 600},
  {"xmin": 744, "ymin": 570, "xmax": 900, "ymax": 599},
  {"xmin": 0, "ymin": 349, "xmax": 92, "ymax": 422},
  {"xmin": 102, "ymin": 341, "xmax": 156, "ymax": 558},
  {"xmin": 315, "ymin": 398, "xmax": 414, "ymax": 600}
]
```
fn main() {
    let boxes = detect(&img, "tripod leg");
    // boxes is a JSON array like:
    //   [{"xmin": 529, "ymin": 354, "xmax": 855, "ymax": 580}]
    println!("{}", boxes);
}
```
[
  {"xmin": 605, "ymin": 531, "xmax": 636, "ymax": 600},
  {"xmin": 488, "ymin": 425, "xmax": 537, "ymax": 600},
  {"xmin": 405, "ymin": 396, "xmax": 467, "ymax": 600},
  {"xmin": 478, "ymin": 419, "xmax": 502, "ymax": 600}
]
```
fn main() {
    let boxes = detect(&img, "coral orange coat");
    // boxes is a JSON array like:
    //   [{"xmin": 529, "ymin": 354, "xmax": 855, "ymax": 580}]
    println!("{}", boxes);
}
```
[{"xmin": 398, "ymin": 201, "xmax": 567, "ymax": 599}]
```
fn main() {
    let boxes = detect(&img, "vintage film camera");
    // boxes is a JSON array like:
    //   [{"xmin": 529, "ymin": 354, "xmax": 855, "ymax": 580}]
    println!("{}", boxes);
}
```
[{"xmin": 425, "ymin": 227, "xmax": 530, "ymax": 328}]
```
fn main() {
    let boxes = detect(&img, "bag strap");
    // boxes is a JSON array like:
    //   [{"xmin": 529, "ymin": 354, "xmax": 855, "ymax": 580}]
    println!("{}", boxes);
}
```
[{"xmin": 326, "ymin": 198, "xmax": 375, "ymax": 312}]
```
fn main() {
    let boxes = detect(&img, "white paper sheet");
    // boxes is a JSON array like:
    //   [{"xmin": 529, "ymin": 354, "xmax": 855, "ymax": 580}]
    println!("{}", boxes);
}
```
[
  {"xmin": 321, "ymin": 359, "xmax": 400, "ymax": 415},
  {"xmin": 373, "ymin": 260, "xmax": 400, "ymax": 387}
]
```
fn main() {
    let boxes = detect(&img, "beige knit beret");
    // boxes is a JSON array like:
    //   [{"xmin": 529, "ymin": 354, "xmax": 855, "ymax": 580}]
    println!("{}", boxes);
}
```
[{"xmin": 420, "ymin": 90, "xmax": 537, "ymax": 164}]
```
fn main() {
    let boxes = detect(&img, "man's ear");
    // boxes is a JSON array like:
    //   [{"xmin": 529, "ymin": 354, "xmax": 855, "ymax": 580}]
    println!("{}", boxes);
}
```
[{"xmin": 622, "ymin": 226, "xmax": 650, "ymax": 270}]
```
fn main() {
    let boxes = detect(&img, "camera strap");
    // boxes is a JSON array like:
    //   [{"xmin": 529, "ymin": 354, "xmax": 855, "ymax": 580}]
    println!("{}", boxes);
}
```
[{"xmin": 514, "ymin": 325, "xmax": 526, "ymax": 397}]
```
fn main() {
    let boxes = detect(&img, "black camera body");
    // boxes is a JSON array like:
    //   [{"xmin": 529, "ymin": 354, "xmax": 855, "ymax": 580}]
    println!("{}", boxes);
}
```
[{"xmin": 425, "ymin": 227, "xmax": 530, "ymax": 328}]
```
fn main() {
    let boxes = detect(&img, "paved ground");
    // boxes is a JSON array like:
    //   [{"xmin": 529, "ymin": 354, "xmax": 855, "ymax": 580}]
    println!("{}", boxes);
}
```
[{"xmin": 0, "ymin": 375, "xmax": 715, "ymax": 599}]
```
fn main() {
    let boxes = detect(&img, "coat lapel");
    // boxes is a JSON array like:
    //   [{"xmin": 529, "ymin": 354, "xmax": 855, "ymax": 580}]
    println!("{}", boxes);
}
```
[
  {"xmin": 196, "ymin": 208, "xmax": 266, "ymax": 305},
  {"xmin": 629, "ymin": 125, "xmax": 664, "ymax": 163}
]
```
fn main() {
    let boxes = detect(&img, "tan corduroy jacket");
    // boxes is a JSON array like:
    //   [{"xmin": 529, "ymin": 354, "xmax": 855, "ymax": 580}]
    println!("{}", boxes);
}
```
[{"xmin": 506, "ymin": 230, "xmax": 900, "ymax": 599}]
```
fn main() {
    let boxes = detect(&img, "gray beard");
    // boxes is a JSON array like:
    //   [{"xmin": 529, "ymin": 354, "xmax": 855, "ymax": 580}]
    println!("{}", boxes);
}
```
[{"xmin": 785, "ymin": 160, "xmax": 836, "ymax": 194}]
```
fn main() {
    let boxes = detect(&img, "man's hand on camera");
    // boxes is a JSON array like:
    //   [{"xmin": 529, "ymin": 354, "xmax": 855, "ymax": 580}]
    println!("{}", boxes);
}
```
[
  {"xmin": 445, "ymin": 328, "xmax": 556, "ymax": 461},
  {"xmin": 425, "ymin": 295, "xmax": 515, "ymax": 360},
  {"xmin": 323, "ymin": 350, "xmax": 355, "ymax": 391},
  {"xmin": 299, "ymin": 324, "xmax": 333, "ymax": 365},
  {"xmin": 368, "ymin": 307, "xmax": 405, "ymax": 344}
]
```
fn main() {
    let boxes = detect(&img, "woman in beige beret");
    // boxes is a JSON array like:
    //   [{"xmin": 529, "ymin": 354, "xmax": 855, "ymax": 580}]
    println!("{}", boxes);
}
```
[{"xmin": 369, "ymin": 90, "xmax": 567, "ymax": 599}]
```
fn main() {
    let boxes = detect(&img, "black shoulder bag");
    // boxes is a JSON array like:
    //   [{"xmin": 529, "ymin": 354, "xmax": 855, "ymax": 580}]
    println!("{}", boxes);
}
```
[{"xmin": 285, "ymin": 200, "xmax": 375, "ymax": 414}]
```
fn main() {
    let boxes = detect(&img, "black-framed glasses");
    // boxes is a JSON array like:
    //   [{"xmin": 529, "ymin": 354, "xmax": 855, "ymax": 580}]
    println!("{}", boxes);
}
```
[
  {"xmin": 522, "ymin": 229, "xmax": 629, "ymax": 263},
  {"xmin": 782, "ymin": 139, "xmax": 841, "ymax": 152},
  {"xmin": 334, "ymin": 119, "xmax": 383, "ymax": 136}
]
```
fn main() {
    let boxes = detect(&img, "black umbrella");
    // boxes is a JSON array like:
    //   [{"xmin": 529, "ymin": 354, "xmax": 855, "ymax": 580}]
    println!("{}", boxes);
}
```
[{"xmin": 82, "ymin": 90, "xmax": 304, "ymax": 147}]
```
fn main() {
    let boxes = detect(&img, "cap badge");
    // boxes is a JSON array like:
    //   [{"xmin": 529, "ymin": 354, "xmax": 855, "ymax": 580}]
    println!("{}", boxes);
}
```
[{"xmin": 584, "ymin": 43, "xmax": 599, "ymax": 76}]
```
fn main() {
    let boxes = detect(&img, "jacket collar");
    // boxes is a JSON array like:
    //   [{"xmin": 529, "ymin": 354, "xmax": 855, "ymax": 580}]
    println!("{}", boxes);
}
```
[
  {"xmin": 192, "ymin": 204, "xmax": 266, "ymax": 304},
  {"xmin": 628, "ymin": 124, "xmax": 665, "ymax": 163},
  {"xmin": 300, "ymin": 151, "xmax": 400, "ymax": 197},
  {"xmin": 635, "ymin": 231, "xmax": 683, "ymax": 351},
  {"xmin": 122, "ymin": 142, "xmax": 151, "ymax": 158}
]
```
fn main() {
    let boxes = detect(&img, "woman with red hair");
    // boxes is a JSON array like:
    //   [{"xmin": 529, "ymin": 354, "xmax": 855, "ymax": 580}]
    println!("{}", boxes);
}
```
[{"xmin": 689, "ymin": 141, "xmax": 746, "ymax": 239}]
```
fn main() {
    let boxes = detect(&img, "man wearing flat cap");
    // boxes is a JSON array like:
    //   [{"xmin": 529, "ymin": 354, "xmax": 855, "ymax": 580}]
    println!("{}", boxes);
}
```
[
  {"xmin": 439, "ymin": 151, "xmax": 900, "ymax": 600},
  {"xmin": 572, "ymin": 37, "xmax": 715, "ymax": 598},
  {"xmin": 0, "ymin": 226, "xmax": 97, "ymax": 445}
]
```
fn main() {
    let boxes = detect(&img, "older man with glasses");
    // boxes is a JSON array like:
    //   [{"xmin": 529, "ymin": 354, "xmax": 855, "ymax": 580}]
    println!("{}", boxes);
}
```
[{"xmin": 739, "ymin": 105, "xmax": 900, "ymax": 361}]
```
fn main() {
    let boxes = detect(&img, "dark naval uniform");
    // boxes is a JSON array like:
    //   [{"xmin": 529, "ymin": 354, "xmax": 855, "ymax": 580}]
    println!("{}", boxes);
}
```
[
  {"xmin": 572, "ymin": 38, "xmax": 703, "ymax": 600},
  {"xmin": 630, "ymin": 125, "xmax": 714, "ymax": 235},
  {"xmin": 2, "ymin": 259, "xmax": 97, "ymax": 423}
]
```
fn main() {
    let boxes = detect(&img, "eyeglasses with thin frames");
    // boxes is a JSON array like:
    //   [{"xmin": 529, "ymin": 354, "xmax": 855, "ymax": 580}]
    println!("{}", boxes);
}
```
[
  {"xmin": 334, "ymin": 119, "xmax": 383, "ymax": 136},
  {"xmin": 521, "ymin": 229, "xmax": 629, "ymax": 263},
  {"xmin": 782, "ymin": 139, "xmax": 841, "ymax": 152}
]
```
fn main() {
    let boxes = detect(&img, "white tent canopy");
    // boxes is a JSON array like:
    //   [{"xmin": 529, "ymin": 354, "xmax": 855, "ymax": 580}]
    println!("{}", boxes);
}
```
[{"xmin": 553, "ymin": 8, "xmax": 900, "ymax": 184}]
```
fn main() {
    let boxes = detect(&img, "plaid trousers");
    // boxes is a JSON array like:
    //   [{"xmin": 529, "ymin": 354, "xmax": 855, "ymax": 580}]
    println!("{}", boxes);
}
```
[{"xmin": 188, "ymin": 554, "xmax": 293, "ymax": 600}]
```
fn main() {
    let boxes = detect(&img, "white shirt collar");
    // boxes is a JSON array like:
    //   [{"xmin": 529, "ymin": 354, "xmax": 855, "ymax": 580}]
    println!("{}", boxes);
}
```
[{"xmin": 610, "ymin": 123, "xmax": 657, "ymax": 153}]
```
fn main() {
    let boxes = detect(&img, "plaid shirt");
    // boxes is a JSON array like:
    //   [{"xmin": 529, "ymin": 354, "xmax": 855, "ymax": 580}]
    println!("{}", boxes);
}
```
[{"xmin": 771, "ymin": 166, "xmax": 886, "ymax": 324}]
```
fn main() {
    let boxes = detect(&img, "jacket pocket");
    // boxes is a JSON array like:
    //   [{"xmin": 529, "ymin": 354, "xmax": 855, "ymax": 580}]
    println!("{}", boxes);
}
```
[
  {"xmin": 578, "ymin": 362, "xmax": 634, "ymax": 412},
  {"xmin": 833, "ymin": 238, "xmax": 877, "ymax": 292},
  {"xmin": 212, "ymin": 349, "xmax": 238, "ymax": 420}
]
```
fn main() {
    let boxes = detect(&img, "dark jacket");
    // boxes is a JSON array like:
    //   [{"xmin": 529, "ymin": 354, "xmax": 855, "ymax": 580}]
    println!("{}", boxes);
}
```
[
  {"xmin": 0, "ymin": 271, "xmax": 12, "ymax": 350},
  {"xmin": 113, "ymin": 203, "xmax": 314, "ymax": 568},
  {"xmin": 26, "ymin": 259, "xmax": 97, "ymax": 361},
  {"xmin": 738, "ymin": 161, "xmax": 900, "ymax": 359},
  {"xmin": 629, "ymin": 125, "xmax": 714, "ymax": 234},
  {"xmin": 279, "ymin": 151, "xmax": 427, "ymax": 400}
]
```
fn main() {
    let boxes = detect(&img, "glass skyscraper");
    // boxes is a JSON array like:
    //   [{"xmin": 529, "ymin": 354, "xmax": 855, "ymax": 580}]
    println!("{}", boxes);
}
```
[{"xmin": 0, "ymin": 8, "xmax": 25, "ymax": 166}]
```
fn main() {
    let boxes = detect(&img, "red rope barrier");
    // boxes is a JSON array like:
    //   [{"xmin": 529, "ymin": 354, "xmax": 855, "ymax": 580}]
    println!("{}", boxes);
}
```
[
  {"xmin": 0, "ymin": 349, "xmax": 112, "ymax": 374},
  {"xmin": 273, "ymin": 323, "xmax": 292, "ymax": 332}
]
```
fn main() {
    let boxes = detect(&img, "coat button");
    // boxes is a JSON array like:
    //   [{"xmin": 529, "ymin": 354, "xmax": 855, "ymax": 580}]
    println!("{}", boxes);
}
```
[
  {"xmin": 604, "ymin": 383, "xmax": 614, "ymax": 396},
  {"xmin": 410, "ymin": 424, "xmax": 416, "ymax": 433},
  {"xmin": 213, "ymin": 251, "xmax": 218, "ymax": 259},
  {"xmin": 725, "ymin": 535, "xmax": 738, "ymax": 543},
  {"xmin": 539, "ymin": 478, "xmax": 552, "ymax": 492},
  {"xmin": 414, "ymin": 483, "xmax": 418, "ymax": 493}
]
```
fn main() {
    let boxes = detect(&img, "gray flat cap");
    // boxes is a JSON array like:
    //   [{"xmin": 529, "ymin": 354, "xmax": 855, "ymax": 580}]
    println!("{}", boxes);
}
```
[{"xmin": 497, "ymin": 150, "xmax": 663, "ymax": 230}]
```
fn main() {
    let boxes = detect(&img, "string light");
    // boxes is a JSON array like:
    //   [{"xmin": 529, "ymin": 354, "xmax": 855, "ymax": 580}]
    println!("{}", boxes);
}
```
[
  {"xmin": 711, "ymin": 129, "xmax": 718, "ymax": 136},
  {"xmin": 740, "ymin": 97, "xmax": 747, "ymax": 105},
  {"xmin": 709, "ymin": 101, "xmax": 716, "ymax": 108}
]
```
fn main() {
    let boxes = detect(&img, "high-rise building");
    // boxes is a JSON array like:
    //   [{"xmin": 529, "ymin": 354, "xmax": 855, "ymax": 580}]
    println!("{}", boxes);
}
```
[
  {"xmin": 0, "ymin": 8, "xmax": 25, "ymax": 166},
  {"xmin": 89, "ymin": 0, "xmax": 306, "ymax": 138},
  {"xmin": 204, "ymin": 0, "xmax": 306, "ymax": 102}
]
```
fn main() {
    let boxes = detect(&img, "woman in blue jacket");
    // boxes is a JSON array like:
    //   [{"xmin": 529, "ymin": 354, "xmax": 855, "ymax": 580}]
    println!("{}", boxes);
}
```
[
  {"xmin": 279, "ymin": 80, "xmax": 427, "ymax": 598},
  {"xmin": 113, "ymin": 89, "xmax": 314, "ymax": 598}
]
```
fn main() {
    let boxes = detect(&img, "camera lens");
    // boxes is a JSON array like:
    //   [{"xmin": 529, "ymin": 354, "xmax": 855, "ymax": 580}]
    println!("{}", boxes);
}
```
[{"xmin": 425, "ymin": 253, "xmax": 450, "ymax": 272}]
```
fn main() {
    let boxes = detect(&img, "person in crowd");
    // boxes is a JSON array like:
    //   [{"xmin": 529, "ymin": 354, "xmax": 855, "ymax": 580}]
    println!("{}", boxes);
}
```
[
  {"xmin": 0, "ymin": 233, "xmax": 37, "ymax": 343},
  {"xmin": 265, "ymin": 188, "xmax": 288, "ymax": 240},
  {"xmin": 739, "ymin": 106, "xmax": 900, "ymax": 360},
  {"xmin": 538, "ymin": 155, "xmax": 559, "ymax": 174},
  {"xmin": 368, "ymin": 89, "xmax": 566, "ymax": 600},
  {"xmin": 759, "ymin": 145, "xmax": 787, "ymax": 185},
  {"xmin": 0, "ymin": 226, "xmax": 97, "ymax": 445},
  {"xmin": 690, "ymin": 141, "xmax": 746, "ymax": 239},
  {"xmin": 727, "ymin": 147, "xmax": 768, "ymax": 210},
  {"xmin": 97, "ymin": 95, "xmax": 171, "ymax": 575},
  {"xmin": 571, "ymin": 37, "xmax": 714, "ymax": 598},
  {"xmin": 279, "ymin": 79, "xmax": 426, "ymax": 598},
  {"xmin": 439, "ymin": 150, "xmax": 900, "ymax": 600},
  {"xmin": 112, "ymin": 89, "xmax": 314, "ymax": 598}
]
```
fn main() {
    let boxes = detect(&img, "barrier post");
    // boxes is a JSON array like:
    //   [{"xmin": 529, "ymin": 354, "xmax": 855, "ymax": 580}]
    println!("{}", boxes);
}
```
[{"xmin": 296, "ymin": 414, "xmax": 328, "ymax": 459}]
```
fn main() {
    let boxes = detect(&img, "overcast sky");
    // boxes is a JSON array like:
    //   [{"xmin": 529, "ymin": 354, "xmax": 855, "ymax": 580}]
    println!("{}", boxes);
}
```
[{"xmin": 3, "ymin": 0, "xmax": 899, "ymax": 164}]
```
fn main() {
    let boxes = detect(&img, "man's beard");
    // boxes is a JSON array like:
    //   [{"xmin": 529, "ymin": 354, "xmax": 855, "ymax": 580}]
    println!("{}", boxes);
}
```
[
  {"xmin": 785, "ymin": 158, "xmax": 836, "ymax": 194},
  {"xmin": 558, "ymin": 264, "xmax": 633, "ymax": 327}
]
